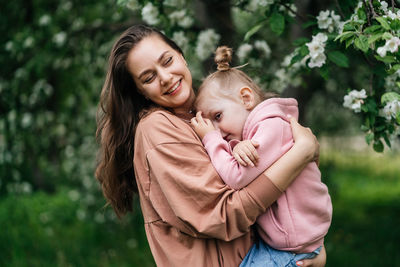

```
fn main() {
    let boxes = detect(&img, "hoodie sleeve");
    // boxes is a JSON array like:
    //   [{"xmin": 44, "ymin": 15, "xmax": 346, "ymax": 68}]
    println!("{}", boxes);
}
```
[{"xmin": 202, "ymin": 117, "xmax": 293, "ymax": 190}]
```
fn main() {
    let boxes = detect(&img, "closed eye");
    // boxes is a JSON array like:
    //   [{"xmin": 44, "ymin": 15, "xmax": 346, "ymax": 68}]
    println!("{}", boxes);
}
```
[
  {"xmin": 143, "ymin": 73, "xmax": 155, "ymax": 84},
  {"xmin": 214, "ymin": 112, "xmax": 222, "ymax": 122},
  {"xmin": 163, "ymin": 56, "xmax": 173, "ymax": 66}
]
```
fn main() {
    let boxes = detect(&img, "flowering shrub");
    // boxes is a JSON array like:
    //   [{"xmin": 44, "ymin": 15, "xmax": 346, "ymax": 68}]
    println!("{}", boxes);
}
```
[{"xmin": 117, "ymin": 0, "xmax": 400, "ymax": 152}]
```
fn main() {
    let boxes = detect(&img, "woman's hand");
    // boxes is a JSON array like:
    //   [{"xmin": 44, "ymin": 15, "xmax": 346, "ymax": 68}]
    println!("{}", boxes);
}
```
[
  {"xmin": 296, "ymin": 245, "xmax": 326, "ymax": 267},
  {"xmin": 289, "ymin": 116, "xmax": 319, "ymax": 165}
]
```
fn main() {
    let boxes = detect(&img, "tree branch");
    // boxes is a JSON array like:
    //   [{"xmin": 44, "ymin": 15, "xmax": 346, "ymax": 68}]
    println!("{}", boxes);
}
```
[
  {"xmin": 278, "ymin": 1, "xmax": 307, "ymax": 22},
  {"xmin": 334, "ymin": 0, "xmax": 345, "ymax": 19},
  {"xmin": 368, "ymin": 0, "xmax": 378, "ymax": 17}
]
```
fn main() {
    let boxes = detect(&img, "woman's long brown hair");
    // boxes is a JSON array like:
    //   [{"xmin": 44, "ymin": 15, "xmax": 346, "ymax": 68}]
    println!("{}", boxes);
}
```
[{"xmin": 95, "ymin": 25, "xmax": 183, "ymax": 218}]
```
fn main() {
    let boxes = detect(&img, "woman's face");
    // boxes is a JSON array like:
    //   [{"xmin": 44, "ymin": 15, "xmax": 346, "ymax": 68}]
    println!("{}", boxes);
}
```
[{"xmin": 126, "ymin": 34, "xmax": 194, "ymax": 114}]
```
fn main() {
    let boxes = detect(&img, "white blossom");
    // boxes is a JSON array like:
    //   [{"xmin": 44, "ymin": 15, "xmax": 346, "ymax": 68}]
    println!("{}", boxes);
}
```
[
  {"xmin": 377, "ymin": 46, "xmax": 387, "ymax": 57},
  {"xmin": 237, "ymin": 43, "xmax": 253, "ymax": 63},
  {"xmin": 379, "ymin": 0, "xmax": 388, "ymax": 12},
  {"xmin": 247, "ymin": 0, "xmax": 274, "ymax": 11},
  {"xmin": 385, "ymin": 36, "xmax": 400, "ymax": 53},
  {"xmin": 313, "ymin": 33, "xmax": 328, "ymax": 44},
  {"xmin": 53, "ymin": 32, "xmax": 67, "ymax": 46},
  {"xmin": 306, "ymin": 33, "xmax": 328, "ymax": 68},
  {"xmin": 195, "ymin": 29, "xmax": 220, "ymax": 61},
  {"xmin": 39, "ymin": 14, "xmax": 51, "ymax": 26},
  {"xmin": 21, "ymin": 113, "xmax": 32, "ymax": 128},
  {"xmin": 126, "ymin": 0, "xmax": 140, "ymax": 11},
  {"xmin": 343, "ymin": 89, "xmax": 368, "ymax": 113},
  {"xmin": 381, "ymin": 100, "xmax": 400, "ymax": 120},
  {"xmin": 254, "ymin": 40, "xmax": 271, "ymax": 58},
  {"xmin": 317, "ymin": 10, "xmax": 333, "ymax": 30},
  {"xmin": 68, "ymin": 189, "xmax": 80, "ymax": 201},
  {"xmin": 308, "ymin": 53, "xmax": 326, "ymax": 68},
  {"xmin": 5, "ymin": 41, "xmax": 13, "ymax": 51},
  {"xmin": 141, "ymin": 2, "xmax": 160, "ymax": 25},
  {"xmin": 164, "ymin": 0, "xmax": 186, "ymax": 7},
  {"xmin": 168, "ymin": 10, "xmax": 193, "ymax": 28},
  {"xmin": 172, "ymin": 31, "xmax": 189, "ymax": 53},
  {"xmin": 278, "ymin": 3, "xmax": 297, "ymax": 17},
  {"xmin": 23, "ymin": 37, "xmax": 34, "ymax": 48}
]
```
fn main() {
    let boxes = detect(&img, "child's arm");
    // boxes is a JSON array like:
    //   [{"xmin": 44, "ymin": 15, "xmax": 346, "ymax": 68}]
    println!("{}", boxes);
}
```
[
  {"xmin": 232, "ymin": 140, "xmax": 259, "ymax": 167},
  {"xmin": 190, "ymin": 111, "xmax": 215, "ymax": 140},
  {"xmin": 192, "ymin": 112, "xmax": 291, "ymax": 190}
]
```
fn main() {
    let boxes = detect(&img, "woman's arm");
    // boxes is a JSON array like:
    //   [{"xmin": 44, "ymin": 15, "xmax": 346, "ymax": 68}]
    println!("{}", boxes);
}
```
[
  {"xmin": 138, "ymin": 112, "xmax": 319, "ymax": 240},
  {"xmin": 265, "ymin": 116, "xmax": 319, "ymax": 191}
]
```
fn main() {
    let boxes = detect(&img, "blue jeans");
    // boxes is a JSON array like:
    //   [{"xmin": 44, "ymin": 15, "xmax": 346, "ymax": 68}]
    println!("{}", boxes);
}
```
[{"xmin": 240, "ymin": 239, "xmax": 321, "ymax": 267}]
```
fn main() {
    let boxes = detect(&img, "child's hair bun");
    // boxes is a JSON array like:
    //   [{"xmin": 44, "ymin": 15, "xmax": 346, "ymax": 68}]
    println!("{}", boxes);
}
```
[{"xmin": 215, "ymin": 46, "xmax": 232, "ymax": 71}]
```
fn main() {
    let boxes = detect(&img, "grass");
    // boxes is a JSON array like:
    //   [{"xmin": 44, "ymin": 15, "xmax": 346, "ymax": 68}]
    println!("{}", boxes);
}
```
[
  {"xmin": 320, "ymin": 148, "xmax": 400, "ymax": 266},
  {"xmin": 1, "ymin": 148, "xmax": 399, "ymax": 266}
]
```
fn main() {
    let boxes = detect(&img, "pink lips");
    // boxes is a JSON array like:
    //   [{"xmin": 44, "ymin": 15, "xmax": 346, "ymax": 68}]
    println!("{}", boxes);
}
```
[{"xmin": 165, "ymin": 80, "xmax": 181, "ymax": 96}]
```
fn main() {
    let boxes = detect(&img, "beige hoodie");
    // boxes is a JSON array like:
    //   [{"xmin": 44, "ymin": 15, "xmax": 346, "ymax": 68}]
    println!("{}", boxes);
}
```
[{"xmin": 133, "ymin": 109, "xmax": 282, "ymax": 267}]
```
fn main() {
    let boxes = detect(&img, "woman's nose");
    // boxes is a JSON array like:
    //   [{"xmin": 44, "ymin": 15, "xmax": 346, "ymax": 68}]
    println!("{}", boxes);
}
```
[{"xmin": 159, "ymin": 69, "xmax": 172, "ymax": 86}]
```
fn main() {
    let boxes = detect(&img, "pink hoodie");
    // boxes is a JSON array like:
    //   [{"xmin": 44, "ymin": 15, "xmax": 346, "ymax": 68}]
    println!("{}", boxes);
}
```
[{"xmin": 202, "ymin": 98, "xmax": 332, "ymax": 253}]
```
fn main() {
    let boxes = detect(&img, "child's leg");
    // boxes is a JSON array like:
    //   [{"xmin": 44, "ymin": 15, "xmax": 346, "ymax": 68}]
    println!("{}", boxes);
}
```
[
  {"xmin": 240, "ymin": 239, "xmax": 314, "ymax": 267},
  {"xmin": 286, "ymin": 246, "xmax": 322, "ymax": 267}
]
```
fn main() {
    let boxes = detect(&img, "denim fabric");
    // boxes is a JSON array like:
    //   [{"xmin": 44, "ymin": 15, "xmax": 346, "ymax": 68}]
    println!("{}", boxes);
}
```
[{"xmin": 240, "ymin": 239, "xmax": 321, "ymax": 267}]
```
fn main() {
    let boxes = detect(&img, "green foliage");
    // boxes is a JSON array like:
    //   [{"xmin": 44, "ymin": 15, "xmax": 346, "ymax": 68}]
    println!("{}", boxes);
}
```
[
  {"xmin": 319, "ymin": 149, "xmax": 400, "ymax": 266},
  {"xmin": 0, "ymin": 190, "xmax": 154, "ymax": 267}
]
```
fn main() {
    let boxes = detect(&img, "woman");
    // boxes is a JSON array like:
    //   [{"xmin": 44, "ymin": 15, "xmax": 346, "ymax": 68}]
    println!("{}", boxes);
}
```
[{"xmin": 96, "ymin": 24, "xmax": 326, "ymax": 267}]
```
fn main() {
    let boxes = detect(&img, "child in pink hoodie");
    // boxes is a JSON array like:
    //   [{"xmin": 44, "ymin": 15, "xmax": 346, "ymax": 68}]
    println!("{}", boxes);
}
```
[{"xmin": 191, "ymin": 46, "xmax": 332, "ymax": 267}]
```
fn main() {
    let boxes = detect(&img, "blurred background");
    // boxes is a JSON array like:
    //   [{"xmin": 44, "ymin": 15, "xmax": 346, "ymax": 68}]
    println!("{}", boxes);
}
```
[{"xmin": 1, "ymin": 0, "xmax": 399, "ymax": 266}]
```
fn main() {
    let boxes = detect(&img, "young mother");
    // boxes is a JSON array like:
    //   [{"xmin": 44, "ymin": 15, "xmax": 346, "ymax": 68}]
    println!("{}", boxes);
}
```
[{"xmin": 96, "ymin": 25, "xmax": 326, "ymax": 267}]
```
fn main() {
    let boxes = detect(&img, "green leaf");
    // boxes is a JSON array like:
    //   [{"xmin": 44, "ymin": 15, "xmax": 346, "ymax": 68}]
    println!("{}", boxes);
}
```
[
  {"xmin": 345, "ymin": 36, "xmax": 355, "ymax": 48},
  {"xmin": 376, "ymin": 17, "xmax": 390, "ymax": 30},
  {"xmin": 293, "ymin": 37, "xmax": 309, "ymax": 46},
  {"xmin": 397, "ymin": 112, "xmax": 400, "ymax": 124},
  {"xmin": 357, "ymin": 8, "xmax": 367, "ymax": 21},
  {"xmin": 390, "ymin": 19, "xmax": 400, "ymax": 31},
  {"xmin": 381, "ymin": 92, "xmax": 400, "ymax": 104},
  {"xmin": 388, "ymin": 64, "xmax": 400, "ymax": 74},
  {"xmin": 361, "ymin": 125, "xmax": 369, "ymax": 131},
  {"xmin": 368, "ymin": 32, "xmax": 384, "ymax": 44},
  {"xmin": 373, "ymin": 139, "xmax": 384, "ymax": 152},
  {"xmin": 354, "ymin": 35, "xmax": 369, "ymax": 52},
  {"xmin": 327, "ymin": 51, "xmax": 349, "ymax": 68},
  {"xmin": 363, "ymin": 25, "xmax": 382, "ymax": 34},
  {"xmin": 383, "ymin": 134, "xmax": 392, "ymax": 148},
  {"xmin": 299, "ymin": 45, "xmax": 309, "ymax": 57},
  {"xmin": 382, "ymin": 32, "xmax": 393, "ymax": 40},
  {"xmin": 319, "ymin": 66, "xmax": 330, "ymax": 80},
  {"xmin": 244, "ymin": 21, "xmax": 266, "ymax": 42},
  {"xmin": 343, "ymin": 23, "xmax": 356, "ymax": 31},
  {"xmin": 302, "ymin": 21, "xmax": 317, "ymax": 29},
  {"xmin": 375, "ymin": 55, "xmax": 396, "ymax": 63},
  {"xmin": 269, "ymin": 13, "xmax": 285, "ymax": 35},
  {"xmin": 290, "ymin": 53, "xmax": 304, "ymax": 65},
  {"xmin": 334, "ymin": 31, "xmax": 356, "ymax": 42},
  {"xmin": 365, "ymin": 132, "xmax": 374, "ymax": 144}
]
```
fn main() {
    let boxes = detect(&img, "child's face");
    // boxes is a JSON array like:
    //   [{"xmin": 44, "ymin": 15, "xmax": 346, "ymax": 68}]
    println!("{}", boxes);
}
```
[{"xmin": 196, "ymin": 86, "xmax": 251, "ymax": 142}]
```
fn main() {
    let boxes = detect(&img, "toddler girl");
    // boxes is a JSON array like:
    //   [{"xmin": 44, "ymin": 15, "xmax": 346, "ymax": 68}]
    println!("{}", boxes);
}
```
[{"xmin": 191, "ymin": 46, "xmax": 332, "ymax": 266}]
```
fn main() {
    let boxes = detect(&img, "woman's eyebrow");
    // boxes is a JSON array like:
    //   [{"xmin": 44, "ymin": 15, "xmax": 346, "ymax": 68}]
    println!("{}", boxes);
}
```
[{"xmin": 138, "ymin": 51, "xmax": 169, "ymax": 80}]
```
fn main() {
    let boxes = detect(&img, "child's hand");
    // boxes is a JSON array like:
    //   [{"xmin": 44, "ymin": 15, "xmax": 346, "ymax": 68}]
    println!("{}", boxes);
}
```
[
  {"xmin": 232, "ymin": 140, "xmax": 259, "ymax": 167},
  {"xmin": 190, "ymin": 111, "xmax": 215, "ymax": 140}
]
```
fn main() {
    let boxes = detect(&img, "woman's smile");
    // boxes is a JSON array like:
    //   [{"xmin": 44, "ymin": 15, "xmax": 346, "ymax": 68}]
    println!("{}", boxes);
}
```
[{"xmin": 126, "ymin": 34, "xmax": 195, "ymax": 114}]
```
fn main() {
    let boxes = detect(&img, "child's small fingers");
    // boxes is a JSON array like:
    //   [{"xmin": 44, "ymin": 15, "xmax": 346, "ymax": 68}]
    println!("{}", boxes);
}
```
[
  {"xmin": 196, "ymin": 111, "xmax": 204, "ymax": 121},
  {"xmin": 190, "ymin": 117, "xmax": 198, "ymax": 125},
  {"xmin": 240, "ymin": 153, "xmax": 254, "ymax": 167},
  {"xmin": 250, "ymin": 140, "xmax": 259, "ymax": 148},
  {"xmin": 234, "ymin": 153, "xmax": 247, "ymax": 166},
  {"xmin": 242, "ymin": 145, "xmax": 257, "ymax": 163}
]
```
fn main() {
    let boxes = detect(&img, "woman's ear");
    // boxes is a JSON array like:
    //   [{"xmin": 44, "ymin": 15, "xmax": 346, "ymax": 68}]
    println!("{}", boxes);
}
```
[{"xmin": 239, "ymin": 87, "xmax": 256, "ymax": 110}]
